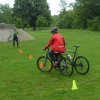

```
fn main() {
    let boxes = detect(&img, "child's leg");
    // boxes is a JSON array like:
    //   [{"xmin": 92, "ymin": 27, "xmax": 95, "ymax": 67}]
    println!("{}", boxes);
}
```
[
  {"xmin": 16, "ymin": 39, "xmax": 19, "ymax": 47},
  {"xmin": 55, "ymin": 53, "xmax": 61, "ymax": 62},
  {"xmin": 49, "ymin": 50, "xmax": 57, "ymax": 62},
  {"xmin": 13, "ymin": 39, "xmax": 15, "ymax": 47}
]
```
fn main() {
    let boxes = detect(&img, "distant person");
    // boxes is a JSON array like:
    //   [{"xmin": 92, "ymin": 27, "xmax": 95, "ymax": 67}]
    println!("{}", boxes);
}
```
[
  {"xmin": 13, "ymin": 28, "xmax": 19, "ymax": 48},
  {"xmin": 44, "ymin": 27, "xmax": 66, "ymax": 67}
]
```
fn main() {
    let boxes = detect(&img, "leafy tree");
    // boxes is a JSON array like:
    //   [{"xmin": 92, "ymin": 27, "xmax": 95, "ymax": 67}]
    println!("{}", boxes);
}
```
[
  {"xmin": 51, "ymin": 15, "xmax": 59, "ymax": 27},
  {"xmin": 60, "ymin": 0, "xmax": 67, "ymax": 10},
  {"xmin": 57, "ymin": 0, "xmax": 74, "ymax": 29},
  {"xmin": 73, "ymin": 0, "xmax": 100, "ymax": 29},
  {"xmin": 36, "ymin": 16, "xmax": 48, "ymax": 28},
  {"xmin": 88, "ymin": 16, "xmax": 100, "ymax": 31},
  {"xmin": 13, "ymin": 0, "xmax": 51, "ymax": 30},
  {"xmin": 57, "ymin": 9, "xmax": 73, "ymax": 29},
  {"xmin": 0, "ymin": 4, "xmax": 13, "ymax": 24},
  {"xmin": 12, "ymin": 17, "xmax": 23, "ymax": 28}
]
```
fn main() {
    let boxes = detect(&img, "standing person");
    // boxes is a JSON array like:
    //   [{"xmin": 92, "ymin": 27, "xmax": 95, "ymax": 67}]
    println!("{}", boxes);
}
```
[
  {"xmin": 44, "ymin": 27, "xmax": 66, "ymax": 67},
  {"xmin": 13, "ymin": 28, "xmax": 19, "ymax": 48}
]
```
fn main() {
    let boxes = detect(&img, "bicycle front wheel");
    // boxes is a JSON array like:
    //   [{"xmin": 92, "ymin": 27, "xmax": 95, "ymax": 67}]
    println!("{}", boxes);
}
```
[
  {"xmin": 60, "ymin": 58, "xmax": 73, "ymax": 76},
  {"xmin": 75, "ymin": 56, "xmax": 89, "ymax": 75},
  {"xmin": 37, "ymin": 56, "xmax": 53, "ymax": 72}
]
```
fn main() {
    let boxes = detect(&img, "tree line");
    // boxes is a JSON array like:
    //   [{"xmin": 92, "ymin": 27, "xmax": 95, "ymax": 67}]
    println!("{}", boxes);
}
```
[
  {"xmin": 53, "ymin": 0, "xmax": 100, "ymax": 31},
  {"xmin": 0, "ymin": 0, "xmax": 100, "ymax": 31},
  {"xmin": 0, "ymin": 0, "xmax": 51, "ymax": 30}
]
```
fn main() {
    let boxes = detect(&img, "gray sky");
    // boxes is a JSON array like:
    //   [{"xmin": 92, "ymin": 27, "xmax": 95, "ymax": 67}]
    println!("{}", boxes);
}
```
[{"xmin": 0, "ymin": 0, "xmax": 75, "ymax": 15}]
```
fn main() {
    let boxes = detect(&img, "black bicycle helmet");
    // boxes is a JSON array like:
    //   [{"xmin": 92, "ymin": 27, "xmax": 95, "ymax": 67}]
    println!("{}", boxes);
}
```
[{"xmin": 51, "ymin": 27, "xmax": 58, "ymax": 34}]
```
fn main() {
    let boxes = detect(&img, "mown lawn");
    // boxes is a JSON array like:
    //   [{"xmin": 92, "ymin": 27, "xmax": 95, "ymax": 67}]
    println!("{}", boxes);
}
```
[{"xmin": 0, "ymin": 29, "xmax": 100, "ymax": 100}]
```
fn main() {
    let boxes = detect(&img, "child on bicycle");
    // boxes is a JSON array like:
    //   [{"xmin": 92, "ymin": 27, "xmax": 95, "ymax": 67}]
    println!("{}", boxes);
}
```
[{"xmin": 44, "ymin": 27, "xmax": 66, "ymax": 67}]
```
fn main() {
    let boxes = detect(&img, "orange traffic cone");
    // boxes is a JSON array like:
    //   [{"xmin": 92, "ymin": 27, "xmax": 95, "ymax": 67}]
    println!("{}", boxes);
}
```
[
  {"xmin": 29, "ymin": 54, "xmax": 32, "ymax": 60},
  {"xmin": 19, "ymin": 49, "xmax": 23, "ymax": 54},
  {"xmin": 40, "ymin": 62, "xmax": 44, "ymax": 69}
]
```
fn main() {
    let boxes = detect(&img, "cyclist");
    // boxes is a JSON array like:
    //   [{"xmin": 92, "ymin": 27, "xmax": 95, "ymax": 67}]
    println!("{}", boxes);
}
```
[{"xmin": 44, "ymin": 27, "xmax": 66, "ymax": 67}]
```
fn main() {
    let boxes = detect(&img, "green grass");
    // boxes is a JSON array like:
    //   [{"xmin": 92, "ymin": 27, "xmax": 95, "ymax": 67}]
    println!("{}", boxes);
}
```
[{"xmin": 0, "ymin": 29, "xmax": 100, "ymax": 100}]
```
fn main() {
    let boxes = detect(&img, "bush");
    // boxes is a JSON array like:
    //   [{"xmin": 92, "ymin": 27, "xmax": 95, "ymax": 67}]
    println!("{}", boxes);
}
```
[
  {"xmin": 88, "ymin": 16, "xmax": 100, "ymax": 31},
  {"xmin": 58, "ymin": 15, "xmax": 73, "ymax": 29},
  {"xmin": 36, "ymin": 16, "xmax": 48, "ymax": 29}
]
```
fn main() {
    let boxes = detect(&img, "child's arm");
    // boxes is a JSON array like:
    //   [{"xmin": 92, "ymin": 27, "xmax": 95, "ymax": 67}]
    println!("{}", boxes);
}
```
[{"xmin": 44, "ymin": 36, "xmax": 54, "ymax": 49}]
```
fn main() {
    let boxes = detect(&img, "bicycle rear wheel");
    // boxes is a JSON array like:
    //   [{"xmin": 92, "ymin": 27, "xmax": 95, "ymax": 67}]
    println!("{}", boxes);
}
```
[
  {"xmin": 59, "ymin": 58, "xmax": 73, "ymax": 76},
  {"xmin": 75, "ymin": 56, "xmax": 89, "ymax": 75},
  {"xmin": 37, "ymin": 56, "xmax": 53, "ymax": 72}
]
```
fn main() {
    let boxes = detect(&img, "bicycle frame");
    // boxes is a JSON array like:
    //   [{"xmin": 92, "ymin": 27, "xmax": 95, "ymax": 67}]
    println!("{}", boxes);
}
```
[
  {"xmin": 73, "ymin": 46, "xmax": 80, "ymax": 61},
  {"xmin": 45, "ymin": 47, "xmax": 79, "ymax": 62},
  {"xmin": 45, "ymin": 48, "xmax": 49, "ymax": 58},
  {"xmin": 65, "ymin": 45, "xmax": 80, "ymax": 65},
  {"xmin": 37, "ymin": 48, "xmax": 74, "ymax": 75},
  {"xmin": 44, "ymin": 48, "xmax": 63, "ymax": 65},
  {"xmin": 43, "ymin": 49, "xmax": 49, "ymax": 66}
]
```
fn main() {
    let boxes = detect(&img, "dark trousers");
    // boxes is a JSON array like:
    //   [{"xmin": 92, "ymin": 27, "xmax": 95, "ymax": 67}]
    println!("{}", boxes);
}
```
[
  {"xmin": 13, "ymin": 38, "xmax": 19, "ymax": 47},
  {"xmin": 49, "ymin": 50, "xmax": 60, "ymax": 62}
]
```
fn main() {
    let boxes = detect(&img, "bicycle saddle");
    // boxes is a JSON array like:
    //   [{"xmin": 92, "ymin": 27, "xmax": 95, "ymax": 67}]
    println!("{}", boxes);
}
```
[{"xmin": 74, "ymin": 45, "xmax": 80, "ymax": 48}]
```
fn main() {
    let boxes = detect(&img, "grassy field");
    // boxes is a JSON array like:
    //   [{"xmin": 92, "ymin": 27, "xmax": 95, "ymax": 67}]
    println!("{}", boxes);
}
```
[{"xmin": 0, "ymin": 29, "xmax": 100, "ymax": 100}]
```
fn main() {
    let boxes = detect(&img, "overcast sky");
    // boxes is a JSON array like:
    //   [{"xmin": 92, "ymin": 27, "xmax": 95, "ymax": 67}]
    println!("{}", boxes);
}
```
[{"xmin": 0, "ymin": 0, "xmax": 75, "ymax": 15}]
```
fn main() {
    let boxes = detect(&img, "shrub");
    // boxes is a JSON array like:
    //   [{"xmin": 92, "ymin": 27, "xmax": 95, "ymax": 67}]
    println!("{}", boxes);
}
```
[{"xmin": 88, "ymin": 16, "xmax": 100, "ymax": 31}]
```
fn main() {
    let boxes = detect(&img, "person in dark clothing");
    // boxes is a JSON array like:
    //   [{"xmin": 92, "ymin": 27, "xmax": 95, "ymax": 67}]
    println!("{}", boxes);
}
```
[{"xmin": 13, "ymin": 28, "xmax": 19, "ymax": 48}]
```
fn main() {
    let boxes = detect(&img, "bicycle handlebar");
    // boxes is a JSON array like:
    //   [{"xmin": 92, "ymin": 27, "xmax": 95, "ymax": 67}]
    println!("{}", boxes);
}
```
[{"xmin": 43, "ymin": 48, "xmax": 49, "ymax": 51}]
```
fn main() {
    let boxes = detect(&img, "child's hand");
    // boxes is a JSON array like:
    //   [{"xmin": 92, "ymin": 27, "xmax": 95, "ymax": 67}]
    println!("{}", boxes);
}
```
[{"xmin": 43, "ymin": 48, "xmax": 46, "ymax": 50}]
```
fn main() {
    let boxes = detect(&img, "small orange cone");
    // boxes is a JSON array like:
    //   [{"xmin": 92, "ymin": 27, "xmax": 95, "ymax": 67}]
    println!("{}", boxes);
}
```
[
  {"xmin": 29, "ymin": 54, "xmax": 32, "ymax": 60},
  {"xmin": 19, "ymin": 49, "xmax": 23, "ymax": 54},
  {"xmin": 40, "ymin": 62, "xmax": 44, "ymax": 69}
]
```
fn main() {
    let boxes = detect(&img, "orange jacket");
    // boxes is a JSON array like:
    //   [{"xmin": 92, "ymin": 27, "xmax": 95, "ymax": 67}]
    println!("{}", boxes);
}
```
[{"xmin": 45, "ymin": 33, "xmax": 66, "ymax": 53}]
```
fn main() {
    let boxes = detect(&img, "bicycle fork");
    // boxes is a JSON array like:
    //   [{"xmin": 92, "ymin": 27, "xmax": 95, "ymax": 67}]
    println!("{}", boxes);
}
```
[{"xmin": 44, "ymin": 54, "xmax": 48, "ymax": 66}]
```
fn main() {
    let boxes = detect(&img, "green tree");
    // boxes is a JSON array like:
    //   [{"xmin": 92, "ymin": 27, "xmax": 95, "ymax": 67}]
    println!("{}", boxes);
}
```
[
  {"xmin": 0, "ymin": 4, "xmax": 13, "ymax": 24},
  {"xmin": 57, "ymin": 0, "xmax": 74, "ymax": 29},
  {"xmin": 12, "ymin": 17, "xmax": 23, "ymax": 28},
  {"xmin": 73, "ymin": 0, "xmax": 100, "ymax": 29},
  {"xmin": 88, "ymin": 16, "xmax": 100, "ymax": 31},
  {"xmin": 60, "ymin": 0, "xmax": 67, "ymax": 10},
  {"xmin": 57, "ymin": 9, "xmax": 73, "ymax": 29},
  {"xmin": 13, "ymin": 0, "xmax": 51, "ymax": 30},
  {"xmin": 51, "ymin": 15, "xmax": 59, "ymax": 27},
  {"xmin": 36, "ymin": 16, "xmax": 48, "ymax": 28}
]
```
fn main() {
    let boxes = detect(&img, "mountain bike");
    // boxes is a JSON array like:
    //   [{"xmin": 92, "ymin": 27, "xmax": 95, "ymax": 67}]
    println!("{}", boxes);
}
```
[
  {"xmin": 37, "ymin": 48, "xmax": 73, "ymax": 76},
  {"xmin": 8, "ymin": 35, "xmax": 13, "ymax": 42},
  {"xmin": 65, "ymin": 45, "xmax": 89, "ymax": 75}
]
